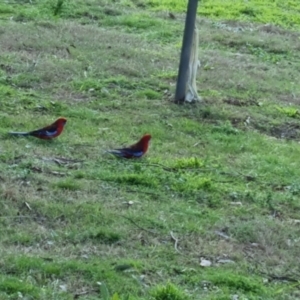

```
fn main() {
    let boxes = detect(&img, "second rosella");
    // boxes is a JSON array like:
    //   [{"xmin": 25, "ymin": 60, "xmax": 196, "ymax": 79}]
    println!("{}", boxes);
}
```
[
  {"xmin": 9, "ymin": 117, "xmax": 67, "ymax": 140},
  {"xmin": 107, "ymin": 134, "xmax": 152, "ymax": 159}
]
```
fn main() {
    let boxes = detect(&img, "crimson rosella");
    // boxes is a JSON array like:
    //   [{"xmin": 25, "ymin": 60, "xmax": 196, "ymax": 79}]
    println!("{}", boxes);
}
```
[
  {"xmin": 9, "ymin": 117, "xmax": 67, "ymax": 140},
  {"xmin": 107, "ymin": 134, "xmax": 152, "ymax": 159}
]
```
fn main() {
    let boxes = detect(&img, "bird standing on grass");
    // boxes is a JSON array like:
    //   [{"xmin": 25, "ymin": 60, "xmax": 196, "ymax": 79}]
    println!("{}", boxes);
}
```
[
  {"xmin": 8, "ymin": 117, "xmax": 67, "ymax": 140},
  {"xmin": 107, "ymin": 134, "xmax": 152, "ymax": 159}
]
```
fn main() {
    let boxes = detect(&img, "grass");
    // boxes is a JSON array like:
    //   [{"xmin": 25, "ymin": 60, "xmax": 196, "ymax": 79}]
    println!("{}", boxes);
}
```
[{"xmin": 0, "ymin": 0, "xmax": 300, "ymax": 299}]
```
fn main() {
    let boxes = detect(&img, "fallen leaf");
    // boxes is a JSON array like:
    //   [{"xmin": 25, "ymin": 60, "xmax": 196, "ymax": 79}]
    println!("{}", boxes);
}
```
[
  {"xmin": 230, "ymin": 201, "xmax": 242, "ymax": 206},
  {"xmin": 215, "ymin": 230, "xmax": 231, "ymax": 240},
  {"xmin": 59, "ymin": 284, "xmax": 67, "ymax": 292},
  {"xmin": 288, "ymin": 219, "xmax": 300, "ymax": 224},
  {"xmin": 24, "ymin": 202, "xmax": 32, "ymax": 211},
  {"xmin": 200, "ymin": 258, "xmax": 212, "ymax": 267}
]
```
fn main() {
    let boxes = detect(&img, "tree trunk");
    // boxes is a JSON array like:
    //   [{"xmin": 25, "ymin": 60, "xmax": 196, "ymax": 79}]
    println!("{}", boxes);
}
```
[{"xmin": 185, "ymin": 26, "xmax": 202, "ymax": 103}]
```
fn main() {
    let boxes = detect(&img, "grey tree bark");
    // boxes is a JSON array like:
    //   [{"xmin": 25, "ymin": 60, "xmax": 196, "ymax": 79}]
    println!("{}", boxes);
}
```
[{"xmin": 185, "ymin": 26, "xmax": 202, "ymax": 103}]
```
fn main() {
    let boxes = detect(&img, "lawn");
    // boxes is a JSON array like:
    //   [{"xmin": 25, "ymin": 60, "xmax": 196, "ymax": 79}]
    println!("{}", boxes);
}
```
[{"xmin": 1, "ymin": 0, "xmax": 300, "ymax": 299}]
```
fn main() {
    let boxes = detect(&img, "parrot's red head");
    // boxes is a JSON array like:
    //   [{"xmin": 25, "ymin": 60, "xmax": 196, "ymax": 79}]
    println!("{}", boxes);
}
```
[
  {"xmin": 56, "ymin": 117, "xmax": 67, "ymax": 126},
  {"xmin": 141, "ymin": 134, "xmax": 152, "ymax": 143},
  {"xmin": 139, "ymin": 134, "xmax": 151, "ymax": 153}
]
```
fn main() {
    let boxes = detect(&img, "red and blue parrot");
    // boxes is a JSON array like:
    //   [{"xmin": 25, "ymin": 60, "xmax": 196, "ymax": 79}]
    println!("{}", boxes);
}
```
[
  {"xmin": 9, "ymin": 117, "xmax": 67, "ymax": 140},
  {"xmin": 107, "ymin": 134, "xmax": 152, "ymax": 159}
]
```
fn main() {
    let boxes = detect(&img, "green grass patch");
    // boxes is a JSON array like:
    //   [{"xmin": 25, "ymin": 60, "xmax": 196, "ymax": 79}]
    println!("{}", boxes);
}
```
[{"xmin": 148, "ymin": 0, "xmax": 300, "ymax": 29}]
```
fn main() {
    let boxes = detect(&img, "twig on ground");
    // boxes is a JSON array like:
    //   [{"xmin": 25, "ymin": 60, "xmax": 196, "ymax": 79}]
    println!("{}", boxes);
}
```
[
  {"xmin": 74, "ymin": 289, "xmax": 97, "ymax": 299},
  {"xmin": 27, "ymin": 52, "xmax": 41, "ymax": 72},
  {"xmin": 24, "ymin": 202, "xmax": 32, "ymax": 211},
  {"xmin": 120, "ymin": 215, "xmax": 156, "ymax": 235},
  {"xmin": 236, "ymin": 171, "xmax": 257, "ymax": 182},
  {"xmin": 39, "ymin": 156, "xmax": 84, "ymax": 169},
  {"xmin": 211, "ymin": 179, "xmax": 235, "ymax": 183},
  {"xmin": 30, "ymin": 166, "xmax": 66, "ymax": 176},
  {"xmin": 137, "ymin": 162, "xmax": 177, "ymax": 172},
  {"xmin": 258, "ymin": 270, "xmax": 299, "ymax": 283},
  {"xmin": 170, "ymin": 231, "xmax": 180, "ymax": 253},
  {"xmin": 0, "ymin": 216, "xmax": 32, "ymax": 219},
  {"xmin": 214, "ymin": 230, "xmax": 231, "ymax": 240},
  {"xmin": 125, "ymin": 188, "xmax": 159, "ymax": 197},
  {"xmin": 268, "ymin": 275, "xmax": 299, "ymax": 283},
  {"xmin": 139, "ymin": 161, "xmax": 225, "ymax": 173}
]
